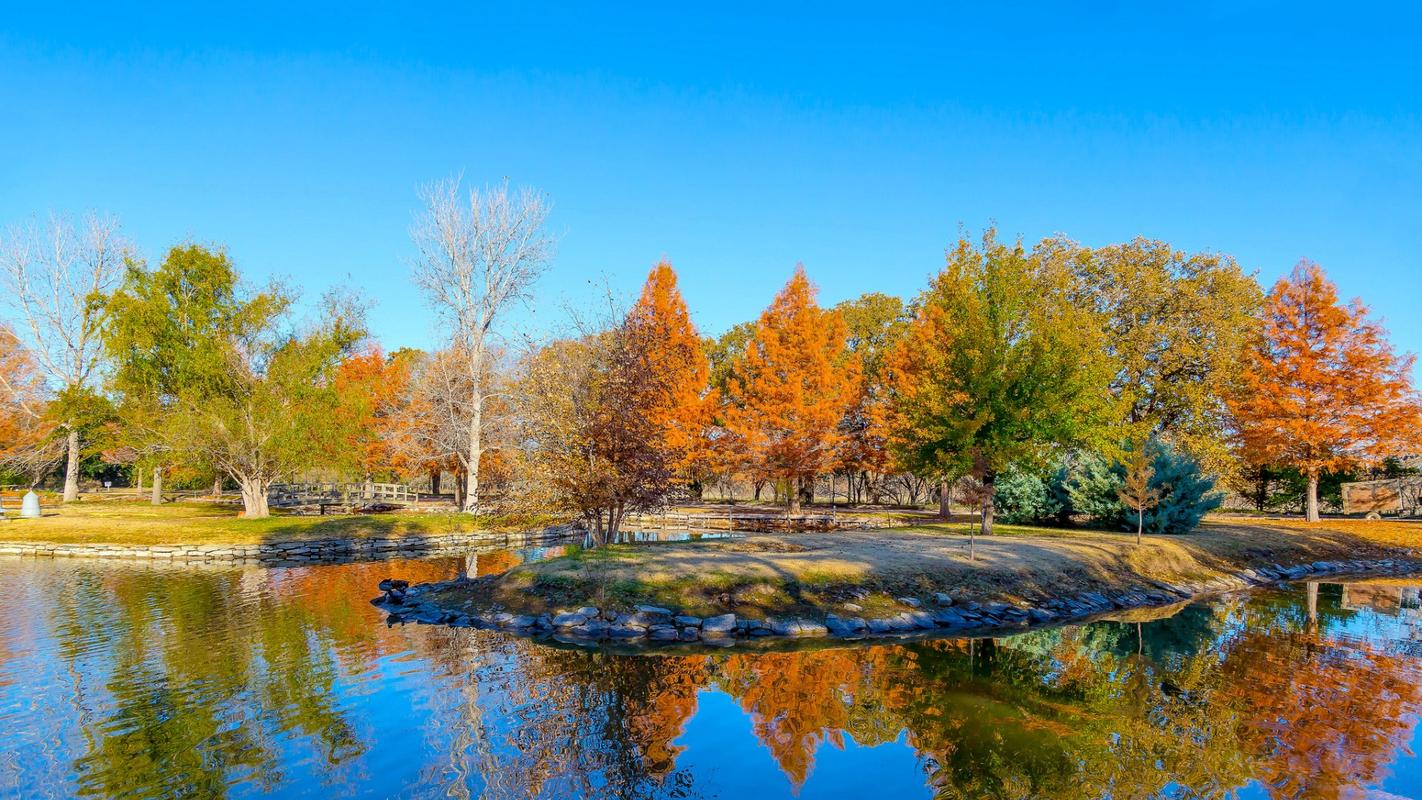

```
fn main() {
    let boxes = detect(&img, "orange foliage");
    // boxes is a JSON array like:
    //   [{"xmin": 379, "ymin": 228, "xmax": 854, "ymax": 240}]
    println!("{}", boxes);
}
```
[
  {"xmin": 623, "ymin": 262, "xmax": 715, "ymax": 482},
  {"xmin": 1231, "ymin": 261, "xmax": 1422, "ymax": 519},
  {"xmin": 0, "ymin": 324, "xmax": 52, "ymax": 465},
  {"xmin": 722, "ymin": 266, "xmax": 859, "ymax": 509},
  {"xmin": 333, "ymin": 346, "xmax": 413, "ymax": 478}
]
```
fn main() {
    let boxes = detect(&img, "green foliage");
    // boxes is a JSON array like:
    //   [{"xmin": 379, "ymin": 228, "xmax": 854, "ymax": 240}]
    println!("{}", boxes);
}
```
[
  {"xmin": 994, "ymin": 465, "xmax": 1063, "ymax": 524},
  {"xmin": 888, "ymin": 230, "xmax": 1118, "ymax": 484},
  {"xmin": 1067, "ymin": 442, "xmax": 1222, "ymax": 534}
]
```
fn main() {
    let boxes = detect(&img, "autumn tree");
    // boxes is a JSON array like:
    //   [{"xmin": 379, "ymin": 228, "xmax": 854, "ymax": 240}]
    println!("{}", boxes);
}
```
[
  {"xmin": 331, "ymin": 345, "xmax": 414, "ymax": 481},
  {"xmin": 622, "ymin": 262, "xmax": 715, "ymax": 497},
  {"xmin": 722, "ymin": 266, "xmax": 858, "ymax": 513},
  {"xmin": 0, "ymin": 323, "xmax": 60, "ymax": 483},
  {"xmin": 410, "ymin": 177, "xmax": 555, "ymax": 513},
  {"xmin": 1231, "ymin": 260, "xmax": 1422, "ymax": 521},
  {"xmin": 1117, "ymin": 442, "xmax": 1161, "ymax": 545},
  {"xmin": 887, "ymin": 231, "xmax": 1115, "ymax": 536},
  {"xmin": 1049, "ymin": 237, "xmax": 1263, "ymax": 476},
  {"xmin": 834, "ymin": 293, "xmax": 906, "ymax": 504},
  {"xmin": 0, "ymin": 213, "xmax": 129, "ymax": 500}
]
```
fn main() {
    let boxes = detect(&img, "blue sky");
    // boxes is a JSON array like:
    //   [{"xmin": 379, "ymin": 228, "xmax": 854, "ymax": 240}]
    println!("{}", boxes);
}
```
[{"xmin": 4, "ymin": 2, "xmax": 1421, "ymax": 355}]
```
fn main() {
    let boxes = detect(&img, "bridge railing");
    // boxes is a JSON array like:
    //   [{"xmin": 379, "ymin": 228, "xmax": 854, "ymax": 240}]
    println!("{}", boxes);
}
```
[{"xmin": 268, "ymin": 482, "xmax": 419, "ymax": 508}]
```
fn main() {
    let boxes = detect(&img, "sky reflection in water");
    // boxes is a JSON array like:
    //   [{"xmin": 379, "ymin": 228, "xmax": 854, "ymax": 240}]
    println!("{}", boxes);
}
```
[{"xmin": 2, "ymin": 547, "xmax": 1421, "ymax": 799}]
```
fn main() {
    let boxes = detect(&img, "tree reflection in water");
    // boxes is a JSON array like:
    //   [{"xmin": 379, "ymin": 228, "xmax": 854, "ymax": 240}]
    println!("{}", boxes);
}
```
[{"xmin": 5, "ymin": 554, "xmax": 1422, "ymax": 799}]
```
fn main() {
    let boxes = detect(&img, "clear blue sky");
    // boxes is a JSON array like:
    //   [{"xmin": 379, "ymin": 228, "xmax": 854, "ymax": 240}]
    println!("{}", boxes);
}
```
[{"xmin": 4, "ymin": 2, "xmax": 1421, "ymax": 355}]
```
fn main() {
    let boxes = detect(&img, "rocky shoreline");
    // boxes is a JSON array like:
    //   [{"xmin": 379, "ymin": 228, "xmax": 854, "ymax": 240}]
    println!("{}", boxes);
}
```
[
  {"xmin": 373, "ymin": 555, "xmax": 1422, "ymax": 648},
  {"xmin": 0, "ymin": 522, "xmax": 582, "ymax": 564}
]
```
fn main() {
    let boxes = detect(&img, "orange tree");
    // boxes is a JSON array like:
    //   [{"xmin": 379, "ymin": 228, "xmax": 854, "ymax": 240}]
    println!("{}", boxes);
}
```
[
  {"xmin": 1230, "ymin": 261, "xmax": 1422, "ymax": 521},
  {"xmin": 887, "ymin": 231, "xmax": 1115, "ymax": 535},
  {"xmin": 722, "ymin": 266, "xmax": 858, "ymax": 513},
  {"xmin": 331, "ymin": 345, "xmax": 415, "ymax": 481},
  {"xmin": 622, "ymin": 262, "xmax": 716, "ymax": 497}
]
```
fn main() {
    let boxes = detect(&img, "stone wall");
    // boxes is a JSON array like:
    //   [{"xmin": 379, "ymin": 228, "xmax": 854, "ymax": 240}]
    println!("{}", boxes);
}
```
[
  {"xmin": 0, "ymin": 522, "xmax": 583, "ymax": 565},
  {"xmin": 1342, "ymin": 478, "xmax": 1422, "ymax": 516}
]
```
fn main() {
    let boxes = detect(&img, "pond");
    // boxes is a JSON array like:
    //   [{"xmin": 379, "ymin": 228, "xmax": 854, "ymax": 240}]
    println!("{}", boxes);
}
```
[{"xmin": 3, "ymin": 546, "xmax": 1422, "ymax": 799}]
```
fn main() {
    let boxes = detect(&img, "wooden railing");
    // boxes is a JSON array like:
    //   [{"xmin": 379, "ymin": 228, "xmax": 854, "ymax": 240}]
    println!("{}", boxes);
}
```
[{"xmin": 268, "ymin": 482, "xmax": 419, "ymax": 508}]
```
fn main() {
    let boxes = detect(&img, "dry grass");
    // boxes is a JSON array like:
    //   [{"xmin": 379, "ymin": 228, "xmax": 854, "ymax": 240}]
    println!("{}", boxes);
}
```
[
  {"xmin": 436, "ymin": 515, "xmax": 1422, "ymax": 618},
  {"xmin": 0, "ymin": 497, "xmax": 552, "ymax": 546}
]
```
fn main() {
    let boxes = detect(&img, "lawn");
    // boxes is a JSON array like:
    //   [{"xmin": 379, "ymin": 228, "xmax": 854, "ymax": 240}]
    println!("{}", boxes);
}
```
[{"xmin": 0, "ymin": 497, "xmax": 555, "ymax": 546}]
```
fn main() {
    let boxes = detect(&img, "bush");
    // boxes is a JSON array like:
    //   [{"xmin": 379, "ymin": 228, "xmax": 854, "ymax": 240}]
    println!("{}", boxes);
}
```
[
  {"xmin": 994, "ymin": 465, "xmax": 1063, "ymax": 524},
  {"xmin": 1067, "ymin": 442, "xmax": 1222, "ymax": 535}
]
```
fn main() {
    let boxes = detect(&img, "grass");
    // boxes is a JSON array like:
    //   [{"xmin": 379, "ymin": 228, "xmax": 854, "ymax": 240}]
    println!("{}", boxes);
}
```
[
  {"xmin": 423, "ymin": 514, "xmax": 1422, "ymax": 621},
  {"xmin": 0, "ymin": 496, "xmax": 557, "ymax": 546}
]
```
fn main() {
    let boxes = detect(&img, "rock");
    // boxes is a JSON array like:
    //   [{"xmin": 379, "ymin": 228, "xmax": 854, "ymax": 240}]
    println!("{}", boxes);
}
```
[
  {"xmin": 634, "ymin": 604, "xmax": 673, "ymax": 618},
  {"xmin": 552, "ymin": 612, "xmax": 589, "ymax": 627},
  {"xmin": 842, "ymin": 602, "xmax": 863, "ymax": 613},
  {"xmin": 932, "ymin": 593, "xmax": 954, "ymax": 607},
  {"xmin": 673, "ymin": 615, "xmax": 703, "ymax": 628},
  {"xmin": 897, "ymin": 597, "xmax": 922, "ymax": 608},
  {"xmin": 378, "ymin": 578, "xmax": 410, "ymax": 592},
  {"xmin": 511, "ymin": 615, "xmax": 538, "ymax": 628},
  {"xmin": 702, "ymin": 614, "xmax": 737, "ymax": 634},
  {"xmin": 866, "ymin": 618, "xmax": 893, "ymax": 634},
  {"xmin": 647, "ymin": 625, "xmax": 679, "ymax": 641},
  {"xmin": 573, "ymin": 620, "xmax": 608, "ymax": 638},
  {"xmin": 887, "ymin": 614, "xmax": 916, "ymax": 632},
  {"xmin": 608, "ymin": 624, "xmax": 646, "ymax": 639},
  {"xmin": 1028, "ymin": 608, "xmax": 1056, "ymax": 624},
  {"xmin": 749, "ymin": 627, "xmax": 773, "ymax": 637},
  {"xmin": 769, "ymin": 618, "xmax": 797, "ymax": 635},
  {"xmin": 907, "ymin": 611, "xmax": 936, "ymax": 630},
  {"xmin": 576, "ymin": 606, "xmax": 600, "ymax": 618},
  {"xmin": 825, "ymin": 614, "xmax": 867, "ymax": 636},
  {"xmin": 932, "ymin": 608, "xmax": 968, "ymax": 627},
  {"xmin": 491, "ymin": 612, "xmax": 515, "ymax": 627},
  {"xmin": 678, "ymin": 628, "xmax": 700, "ymax": 641},
  {"xmin": 798, "ymin": 620, "xmax": 828, "ymax": 637}
]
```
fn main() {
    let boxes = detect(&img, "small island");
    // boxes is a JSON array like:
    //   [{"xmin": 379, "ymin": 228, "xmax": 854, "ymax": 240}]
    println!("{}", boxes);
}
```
[{"xmin": 375, "ymin": 517, "xmax": 1422, "ymax": 648}]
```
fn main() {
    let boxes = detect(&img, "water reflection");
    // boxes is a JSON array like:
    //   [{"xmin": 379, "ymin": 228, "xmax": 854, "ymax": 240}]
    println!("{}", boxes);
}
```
[{"xmin": 3, "ymin": 553, "xmax": 1421, "ymax": 799}]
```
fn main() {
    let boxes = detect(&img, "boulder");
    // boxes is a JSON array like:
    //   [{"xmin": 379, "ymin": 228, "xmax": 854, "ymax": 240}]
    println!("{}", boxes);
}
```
[
  {"xmin": 702, "ymin": 614, "xmax": 737, "ymax": 634},
  {"xmin": 866, "ymin": 618, "xmax": 893, "ymax": 634},
  {"xmin": 897, "ymin": 597, "xmax": 922, "ymax": 608},
  {"xmin": 647, "ymin": 625, "xmax": 679, "ymax": 641},
  {"xmin": 932, "ymin": 593, "xmax": 954, "ymax": 607},
  {"xmin": 673, "ymin": 615, "xmax": 703, "ymax": 628},
  {"xmin": 576, "ymin": 606, "xmax": 601, "ymax": 618},
  {"xmin": 552, "ymin": 612, "xmax": 589, "ymax": 627}
]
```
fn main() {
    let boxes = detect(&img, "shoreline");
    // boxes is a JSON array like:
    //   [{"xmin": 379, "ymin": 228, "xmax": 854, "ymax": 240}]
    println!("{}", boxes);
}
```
[
  {"xmin": 0, "ymin": 522, "xmax": 582, "ymax": 565},
  {"xmin": 377, "ymin": 556, "xmax": 1422, "ymax": 649},
  {"xmin": 373, "ymin": 520, "xmax": 1422, "ymax": 649}
]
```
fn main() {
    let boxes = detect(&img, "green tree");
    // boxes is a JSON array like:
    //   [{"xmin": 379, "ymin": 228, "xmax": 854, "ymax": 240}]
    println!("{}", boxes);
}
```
[
  {"xmin": 887, "ymin": 231, "xmax": 1116, "ymax": 535},
  {"xmin": 1049, "ymin": 237, "xmax": 1263, "ymax": 477},
  {"xmin": 105, "ymin": 244, "xmax": 362, "ymax": 517}
]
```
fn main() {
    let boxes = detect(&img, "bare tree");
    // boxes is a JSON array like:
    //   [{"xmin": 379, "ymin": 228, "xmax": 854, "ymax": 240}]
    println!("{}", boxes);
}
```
[
  {"xmin": 0, "ymin": 214, "xmax": 128, "ymax": 501},
  {"xmin": 410, "ymin": 178, "xmax": 554, "ymax": 513}
]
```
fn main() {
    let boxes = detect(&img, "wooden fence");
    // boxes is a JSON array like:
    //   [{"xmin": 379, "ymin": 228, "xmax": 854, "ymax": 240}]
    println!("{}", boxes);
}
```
[{"xmin": 268, "ymin": 482, "xmax": 419, "ymax": 508}]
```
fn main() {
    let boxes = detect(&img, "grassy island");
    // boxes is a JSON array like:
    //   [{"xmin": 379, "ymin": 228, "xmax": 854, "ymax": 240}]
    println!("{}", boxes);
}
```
[{"xmin": 415, "ymin": 517, "xmax": 1422, "ymax": 627}]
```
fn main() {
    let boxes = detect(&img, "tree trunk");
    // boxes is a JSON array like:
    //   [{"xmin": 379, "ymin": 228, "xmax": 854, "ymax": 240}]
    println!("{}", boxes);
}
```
[
  {"xmin": 63, "ymin": 428, "xmax": 81, "ymax": 502},
  {"xmin": 429, "ymin": 470, "xmax": 441, "ymax": 496},
  {"xmin": 938, "ymin": 477, "xmax": 951, "ymax": 519},
  {"xmin": 1136, "ymin": 508, "xmax": 1143, "ymax": 545},
  {"xmin": 151, "ymin": 467, "xmax": 163, "ymax": 506},
  {"xmin": 239, "ymin": 476, "xmax": 270, "ymax": 518},
  {"xmin": 453, "ymin": 469, "xmax": 467, "ymax": 511},
  {"xmin": 212, "ymin": 476, "xmax": 223, "ymax": 498},
  {"xmin": 979, "ymin": 471, "xmax": 997, "ymax": 537},
  {"xmin": 753, "ymin": 480, "xmax": 765, "ymax": 501},
  {"xmin": 135, "ymin": 467, "xmax": 143, "ymax": 498},
  {"xmin": 462, "ymin": 392, "xmax": 483, "ymax": 513},
  {"xmin": 788, "ymin": 477, "xmax": 802, "ymax": 514},
  {"xmin": 1306, "ymin": 472, "xmax": 1320, "ymax": 522}
]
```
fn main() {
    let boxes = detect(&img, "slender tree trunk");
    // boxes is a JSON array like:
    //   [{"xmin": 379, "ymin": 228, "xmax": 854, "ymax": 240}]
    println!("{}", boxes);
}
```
[
  {"xmin": 151, "ymin": 467, "xmax": 163, "ymax": 506},
  {"xmin": 135, "ymin": 467, "xmax": 143, "ymax": 498},
  {"xmin": 788, "ymin": 477, "xmax": 801, "ymax": 514},
  {"xmin": 212, "ymin": 476, "xmax": 223, "ymax": 498},
  {"xmin": 63, "ymin": 428, "xmax": 81, "ymax": 502},
  {"xmin": 1306, "ymin": 472, "xmax": 1320, "ymax": 522},
  {"xmin": 238, "ymin": 476, "xmax": 270, "ymax": 518},
  {"xmin": 1137, "ymin": 508, "xmax": 1143, "ymax": 545},
  {"xmin": 753, "ymin": 480, "xmax": 765, "ymax": 501},
  {"xmin": 463, "ymin": 392, "xmax": 483, "ymax": 513},
  {"xmin": 938, "ymin": 477, "xmax": 951, "ymax": 519},
  {"xmin": 429, "ymin": 469, "xmax": 441, "ymax": 496}
]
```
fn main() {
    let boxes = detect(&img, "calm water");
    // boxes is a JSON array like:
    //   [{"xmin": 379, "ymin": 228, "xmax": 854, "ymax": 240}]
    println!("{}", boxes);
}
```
[{"xmin": 4, "ymin": 547, "xmax": 1422, "ymax": 799}]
